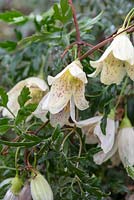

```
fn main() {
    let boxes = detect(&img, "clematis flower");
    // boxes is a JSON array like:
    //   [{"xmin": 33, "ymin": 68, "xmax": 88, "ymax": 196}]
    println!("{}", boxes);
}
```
[
  {"xmin": 42, "ymin": 59, "xmax": 89, "ymax": 114},
  {"xmin": 3, "ymin": 175, "xmax": 23, "ymax": 200},
  {"xmin": 88, "ymin": 29, "xmax": 134, "ymax": 85},
  {"xmin": 30, "ymin": 171, "xmax": 53, "ymax": 200},
  {"xmin": 94, "ymin": 115, "xmax": 134, "ymax": 167},
  {"xmin": 1, "ymin": 77, "xmax": 48, "ymax": 119},
  {"xmin": 34, "ymin": 59, "xmax": 89, "ymax": 127},
  {"xmin": 71, "ymin": 105, "xmax": 117, "ymax": 153}
]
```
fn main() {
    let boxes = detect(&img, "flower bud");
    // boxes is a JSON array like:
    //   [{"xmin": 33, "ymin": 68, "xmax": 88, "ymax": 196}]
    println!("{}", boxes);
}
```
[
  {"xmin": 10, "ymin": 175, "xmax": 23, "ymax": 195},
  {"xmin": 30, "ymin": 171, "xmax": 53, "ymax": 200}
]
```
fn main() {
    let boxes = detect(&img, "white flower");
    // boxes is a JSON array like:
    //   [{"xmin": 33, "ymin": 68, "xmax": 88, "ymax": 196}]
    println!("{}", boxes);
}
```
[
  {"xmin": 2, "ymin": 77, "xmax": 48, "ymax": 119},
  {"xmin": 34, "ymin": 59, "xmax": 89, "ymax": 127},
  {"xmin": 88, "ymin": 29, "xmax": 134, "ymax": 85},
  {"xmin": 30, "ymin": 172, "xmax": 53, "ymax": 200},
  {"xmin": 43, "ymin": 59, "xmax": 89, "ymax": 114},
  {"xmin": 118, "ymin": 127, "xmax": 134, "ymax": 167},
  {"xmin": 94, "ymin": 116, "xmax": 134, "ymax": 167},
  {"xmin": 71, "ymin": 104, "xmax": 117, "ymax": 153}
]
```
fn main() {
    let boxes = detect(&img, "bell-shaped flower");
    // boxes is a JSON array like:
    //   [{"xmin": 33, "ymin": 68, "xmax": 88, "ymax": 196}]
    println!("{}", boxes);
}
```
[
  {"xmin": 2, "ymin": 77, "xmax": 48, "ymax": 119},
  {"xmin": 30, "ymin": 171, "xmax": 53, "ymax": 200},
  {"xmin": 42, "ymin": 59, "xmax": 89, "ymax": 114},
  {"xmin": 94, "ymin": 115, "xmax": 134, "ymax": 168},
  {"xmin": 71, "ymin": 103, "xmax": 117, "ymax": 153},
  {"xmin": 88, "ymin": 29, "xmax": 134, "ymax": 85},
  {"xmin": 4, "ymin": 175, "xmax": 23, "ymax": 200},
  {"xmin": 118, "ymin": 116, "xmax": 134, "ymax": 167}
]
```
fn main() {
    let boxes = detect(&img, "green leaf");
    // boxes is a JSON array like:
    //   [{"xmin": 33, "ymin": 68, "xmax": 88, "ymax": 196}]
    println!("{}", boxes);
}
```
[
  {"xmin": 23, "ymin": 133, "xmax": 42, "ymax": 142},
  {"xmin": 126, "ymin": 165, "xmax": 134, "ymax": 180},
  {"xmin": 0, "ymin": 88, "xmax": 8, "ymax": 107},
  {"xmin": 0, "ymin": 10, "xmax": 28, "ymax": 25},
  {"xmin": 53, "ymin": 1, "xmax": 72, "ymax": 23},
  {"xmin": 0, "ymin": 118, "xmax": 10, "ymax": 134},
  {"xmin": 100, "ymin": 115, "xmax": 107, "ymax": 135},
  {"xmin": 0, "ymin": 41, "xmax": 17, "ymax": 51},
  {"xmin": 18, "ymin": 86, "xmax": 31, "ymax": 107},
  {"xmin": 15, "ymin": 103, "xmax": 37, "ymax": 125},
  {"xmin": 52, "ymin": 125, "xmax": 61, "ymax": 141},
  {"xmin": 0, "ymin": 139, "xmax": 38, "ymax": 147},
  {"xmin": 60, "ymin": 0, "xmax": 68, "ymax": 14}
]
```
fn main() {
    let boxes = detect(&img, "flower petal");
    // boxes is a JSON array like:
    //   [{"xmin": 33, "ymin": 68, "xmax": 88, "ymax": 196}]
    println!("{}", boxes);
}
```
[
  {"xmin": 33, "ymin": 95, "xmax": 48, "ymax": 123},
  {"xmin": 73, "ymin": 81, "xmax": 89, "ymax": 110},
  {"xmin": 112, "ymin": 33, "xmax": 134, "ymax": 65},
  {"xmin": 50, "ymin": 103, "xmax": 70, "ymax": 127},
  {"xmin": 88, "ymin": 64, "xmax": 102, "ymax": 78},
  {"xmin": 118, "ymin": 127, "xmax": 134, "ymax": 167},
  {"xmin": 82, "ymin": 124, "xmax": 99, "ymax": 144},
  {"xmin": 46, "ymin": 75, "xmax": 72, "ymax": 114},
  {"xmin": 125, "ymin": 63, "xmax": 134, "ymax": 81},
  {"xmin": 48, "ymin": 59, "xmax": 84, "ymax": 85},
  {"xmin": 69, "ymin": 60, "xmax": 87, "ymax": 83},
  {"xmin": 70, "ymin": 99, "xmax": 101, "ymax": 128},
  {"xmin": 100, "ymin": 53, "xmax": 126, "ymax": 85},
  {"xmin": 93, "ymin": 137, "xmax": 118, "ymax": 165},
  {"xmin": 25, "ymin": 77, "xmax": 49, "ymax": 91},
  {"xmin": 90, "ymin": 44, "xmax": 113, "ymax": 69},
  {"xmin": 94, "ymin": 118, "xmax": 116, "ymax": 153}
]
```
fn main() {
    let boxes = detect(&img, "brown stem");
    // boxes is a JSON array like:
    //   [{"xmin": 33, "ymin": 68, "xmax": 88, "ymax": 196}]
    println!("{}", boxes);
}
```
[
  {"xmin": 61, "ymin": 41, "xmax": 103, "ymax": 58},
  {"xmin": 35, "ymin": 120, "xmax": 49, "ymax": 135},
  {"xmin": 79, "ymin": 24, "xmax": 134, "ymax": 60},
  {"xmin": 68, "ymin": 0, "xmax": 81, "ymax": 57}
]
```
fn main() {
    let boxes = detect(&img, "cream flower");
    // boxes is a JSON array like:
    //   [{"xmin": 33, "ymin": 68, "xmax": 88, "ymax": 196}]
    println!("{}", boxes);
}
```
[
  {"xmin": 2, "ymin": 77, "xmax": 48, "ymax": 119},
  {"xmin": 42, "ymin": 59, "xmax": 89, "ymax": 114},
  {"xmin": 94, "ymin": 116, "xmax": 134, "ymax": 167},
  {"xmin": 88, "ymin": 29, "xmax": 134, "ymax": 85},
  {"xmin": 71, "ymin": 103, "xmax": 117, "ymax": 153}
]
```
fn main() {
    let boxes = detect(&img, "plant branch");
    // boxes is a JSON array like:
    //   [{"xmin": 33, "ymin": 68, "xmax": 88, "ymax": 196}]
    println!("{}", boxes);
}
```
[
  {"xmin": 79, "ymin": 24, "xmax": 134, "ymax": 60},
  {"xmin": 68, "ymin": 0, "xmax": 81, "ymax": 56}
]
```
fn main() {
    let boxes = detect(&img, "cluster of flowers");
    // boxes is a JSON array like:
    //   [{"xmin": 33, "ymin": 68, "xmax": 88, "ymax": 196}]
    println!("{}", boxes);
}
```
[
  {"xmin": 4, "ymin": 171, "xmax": 53, "ymax": 200},
  {"xmin": 1, "ymin": 28, "xmax": 134, "ymax": 198}
]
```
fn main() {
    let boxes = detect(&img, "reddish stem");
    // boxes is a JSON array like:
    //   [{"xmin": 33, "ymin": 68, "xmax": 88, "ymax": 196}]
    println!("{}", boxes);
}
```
[
  {"xmin": 79, "ymin": 24, "xmax": 134, "ymax": 60},
  {"xmin": 68, "ymin": 0, "xmax": 81, "ymax": 57}
]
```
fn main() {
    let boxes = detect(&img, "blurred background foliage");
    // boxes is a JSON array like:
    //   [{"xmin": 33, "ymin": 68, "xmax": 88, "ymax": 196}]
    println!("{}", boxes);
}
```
[{"xmin": 0, "ymin": 0, "xmax": 134, "ymax": 200}]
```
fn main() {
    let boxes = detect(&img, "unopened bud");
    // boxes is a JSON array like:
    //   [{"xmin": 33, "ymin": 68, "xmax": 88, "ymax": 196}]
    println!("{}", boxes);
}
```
[{"xmin": 30, "ymin": 171, "xmax": 53, "ymax": 200}]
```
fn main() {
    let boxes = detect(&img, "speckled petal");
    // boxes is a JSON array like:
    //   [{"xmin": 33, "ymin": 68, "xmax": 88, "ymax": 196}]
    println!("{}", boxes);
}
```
[
  {"xmin": 100, "ymin": 53, "xmax": 126, "ymax": 85},
  {"xmin": 125, "ymin": 63, "xmax": 134, "ymax": 81},
  {"xmin": 73, "ymin": 81, "xmax": 89, "ymax": 110},
  {"xmin": 94, "ymin": 118, "xmax": 116, "ymax": 153},
  {"xmin": 50, "ymin": 103, "xmax": 70, "ymax": 127},
  {"xmin": 48, "ymin": 59, "xmax": 84, "ymax": 85},
  {"xmin": 47, "ymin": 75, "xmax": 72, "ymax": 114},
  {"xmin": 93, "ymin": 137, "xmax": 118, "ymax": 165},
  {"xmin": 112, "ymin": 33, "xmax": 134, "ymax": 65},
  {"xmin": 118, "ymin": 127, "xmax": 134, "ymax": 167}
]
